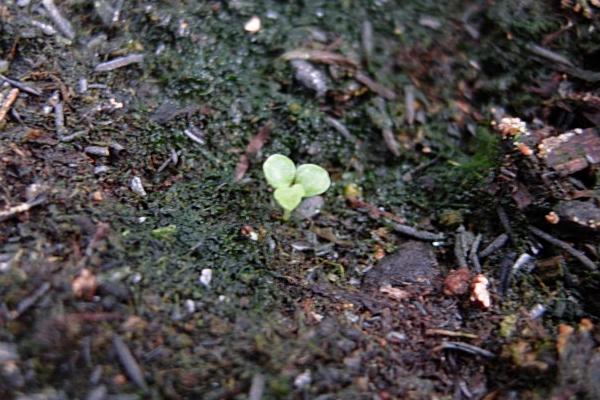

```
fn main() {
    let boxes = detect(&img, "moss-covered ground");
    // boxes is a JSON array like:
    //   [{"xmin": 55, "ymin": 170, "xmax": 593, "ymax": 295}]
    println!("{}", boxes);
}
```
[{"xmin": 2, "ymin": 0, "xmax": 600, "ymax": 398}]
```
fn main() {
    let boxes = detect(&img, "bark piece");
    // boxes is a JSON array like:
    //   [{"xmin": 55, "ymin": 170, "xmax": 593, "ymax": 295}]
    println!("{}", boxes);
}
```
[{"xmin": 539, "ymin": 128, "xmax": 600, "ymax": 176}]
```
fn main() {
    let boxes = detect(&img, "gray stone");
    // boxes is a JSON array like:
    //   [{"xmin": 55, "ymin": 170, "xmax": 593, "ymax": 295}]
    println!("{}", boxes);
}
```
[{"xmin": 362, "ymin": 240, "xmax": 439, "ymax": 288}]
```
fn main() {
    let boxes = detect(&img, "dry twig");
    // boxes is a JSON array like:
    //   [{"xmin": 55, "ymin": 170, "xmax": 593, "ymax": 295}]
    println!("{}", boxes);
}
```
[
  {"xmin": 479, "ymin": 233, "xmax": 509, "ymax": 258},
  {"xmin": 113, "ymin": 336, "xmax": 148, "ymax": 391},
  {"xmin": 435, "ymin": 341, "xmax": 495, "ymax": 358},
  {"xmin": 42, "ymin": 0, "xmax": 75, "ymax": 40},
  {"xmin": 529, "ymin": 226, "xmax": 597, "ymax": 271},
  {"xmin": 95, "ymin": 54, "xmax": 144, "ymax": 72},
  {"xmin": 425, "ymin": 329, "xmax": 478, "ymax": 339},
  {"xmin": 0, "ymin": 196, "xmax": 46, "ymax": 222},
  {"xmin": 0, "ymin": 75, "xmax": 41, "ymax": 96},
  {"xmin": 393, "ymin": 223, "xmax": 444, "ymax": 241}
]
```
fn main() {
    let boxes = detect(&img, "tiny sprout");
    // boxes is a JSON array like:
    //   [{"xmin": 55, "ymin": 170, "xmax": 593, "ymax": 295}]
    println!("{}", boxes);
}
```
[{"xmin": 263, "ymin": 154, "xmax": 331, "ymax": 220}]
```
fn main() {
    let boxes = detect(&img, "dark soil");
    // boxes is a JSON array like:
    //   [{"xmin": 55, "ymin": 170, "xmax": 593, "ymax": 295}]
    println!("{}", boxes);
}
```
[{"xmin": 2, "ymin": 1, "xmax": 600, "ymax": 399}]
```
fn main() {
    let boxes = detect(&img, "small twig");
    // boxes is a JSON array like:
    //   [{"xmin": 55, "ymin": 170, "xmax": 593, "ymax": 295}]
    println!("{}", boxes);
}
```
[
  {"xmin": 0, "ymin": 75, "xmax": 41, "ymax": 96},
  {"xmin": 393, "ymin": 223, "xmax": 444, "ymax": 241},
  {"xmin": 30, "ymin": 19, "xmax": 57, "ymax": 36},
  {"xmin": 454, "ymin": 227, "xmax": 470, "ymax": 268},
  {"xmin": 470, "ymin": 234, "xmax": 482, "ymax": 273},
  {"xmin": 435, "ymin": 341, "xmax": 495, "ymax": 358},
  {"xmin": 479, "ymin": 233, "xmax": 508, "ymax": 258},
  {"xmin": 496, "ymin": 206, "xmax": 514, "ymax": 244},
  {"xmin": 42, "ymin": 0, "xmax": 76, "ymax": 40},
  {"xmin": 113, "ymin": 336, "xmax": 148, "ymax": 391},
  {"xmin": 156, "ymin": 148, "xmax": 178, "ymax": 174},
  {"xmin": 0, "ymin": 195, "xmax": 47, "ymax": 222},
  {"xmin": 402, "ymin": 156, "xmax": 440, "ymax": 182},
  {"xmin": 10, "ymin": 282, "xmax": 51, "ymax": 319},
  {"xmin": 248, "ymin": 373, "xmax": 265, "ymax": 400},
  {"xmin": 404, "ymin": 84, "xmax": 415, "ymax": 125},
  {"xmin": 60, "ymin": 130, "xmax": 87, "ymax": 142},
  {"xmin": 361, "ymin": 20, "xmax": 374, "ymax": 63},
  {"xmin": 324, "ymin": 116, "xmax": 358, "ymax": 144},
  {"xmin": 183, "ymin": 127, "xmax": 205, "ymax": 145},
  {"xmin": 529, "ymin": 226, "xmax": 598, "ymax": 271},
  {"xmin": 347, "ymin": 197, "xmax": 406, "ymax": 224},
  {"xmin": 280, "ymin": 49, "xmax": 359, "ymax": 68},
  {"xmin": 526, "ymin": 43, "xmax": 574, "ymax": 67},
  {"xmin": 499, "ymin": 252, "xmax": 516, "ymax": 296},
  {"xmin": 425, "ymin": 329, "xmax": 478, "ymax": 339},
  {"xmin": 354, "ymin": 71, "xmax": 397, "ymax": 100},
  {"xmin": 0, "ymin": 88, "xmax": 19, "ymax": 124},
  {"xmin": 94, "ymin": 54, "xmax": 144, "ymax": 72},
  {"xmin": 85, "ymin": 222, "xmax": 110, "ymax": 257}
]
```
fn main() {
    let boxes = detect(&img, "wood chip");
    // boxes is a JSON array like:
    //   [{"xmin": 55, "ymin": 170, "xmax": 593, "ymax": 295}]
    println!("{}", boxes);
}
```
[{"xmin": 0, "ymin": 88, "xmax": 19, "ymax": 124}]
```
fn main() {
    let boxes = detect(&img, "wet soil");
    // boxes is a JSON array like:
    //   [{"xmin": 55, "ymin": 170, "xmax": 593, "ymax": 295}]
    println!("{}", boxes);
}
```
[{"xmin": 2, "ymin": 1, "xmax": 600, "ymax": 399}]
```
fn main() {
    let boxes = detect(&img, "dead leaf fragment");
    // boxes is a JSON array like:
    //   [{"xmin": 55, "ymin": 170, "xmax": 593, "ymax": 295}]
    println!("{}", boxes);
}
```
[
  {"xmin": 470, "ymin": 274, "xmax": 491, "ymax": 309},
  {"xmin": 443, "ymin": 267, "xmax": 471, "ymax": 296},
  {"xmin": 234, "ymin": 123, "xmax": 271, "ymax": 181}
]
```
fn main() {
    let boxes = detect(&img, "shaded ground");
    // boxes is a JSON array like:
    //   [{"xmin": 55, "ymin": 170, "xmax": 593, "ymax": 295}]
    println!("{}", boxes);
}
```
[{"xmin": 1, "ymin": 1, "xmax": 600, "ymax": 399}]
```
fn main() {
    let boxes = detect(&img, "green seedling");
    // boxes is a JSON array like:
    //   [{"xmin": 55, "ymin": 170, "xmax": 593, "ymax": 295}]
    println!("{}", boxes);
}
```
[{"xmin": 263, "ymin": 154, "xmax": 331, "ymax": 220}]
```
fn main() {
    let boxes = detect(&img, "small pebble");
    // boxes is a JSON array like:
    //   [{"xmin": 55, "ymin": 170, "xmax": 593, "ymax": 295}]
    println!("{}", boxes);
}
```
[
  {"xmin": 78, "ymin": 78, "xmax": 88, "ymax": 94},
  {"xmin": 94, "ymin": 165, "xmax": 109, "ymax": 175},
  {"xmin": 244, "ymin": 16, "xmax": 261, "ymax": 33},
  {"xmin": 386, "ymin": 331, "xmax": 407, "ymax": 343},
  {"xmin": 130, "ymin": 273, "xmax": 142, "ymax": 284},
  {"xmin": 130, "ymin": 176, "xmax": 147, "ymax": 197},
  {"xmin": 295, "ymin": 196, "xmax": 324, "ymax": 219},
  {"xmin": 199, "ymin": 268, "xmax": 212, "ymax": 288},
  {"xmin": 291, "ymin": 60, "xmax": 328, "ymax": 97},
  {"xmin": 184, "ymin": 299, "xmax": 196, "ymax": 314},
  {"xmin": 294, "ymin": 370, "xmax": 312, "ymax": 389},
  {"xmin": 85, "ymin": 146, "xmax": 110, "ymax": 157},
  {"xmin": 529, "ymin": 304, "xmax": 546, "ymax": 320}
]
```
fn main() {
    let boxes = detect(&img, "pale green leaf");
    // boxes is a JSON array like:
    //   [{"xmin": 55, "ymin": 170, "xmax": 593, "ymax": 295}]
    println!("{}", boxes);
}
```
[
  {"xmin": 263, "ymin": 154, "xmax": 296, "ymax": 189},
  {"xmin": 295, "ymin": 164, "xmax": 331, "ymax": 197},
  {"xmin": 274, "ymin": 184, "xmax": 305, "ymax": 211}
]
